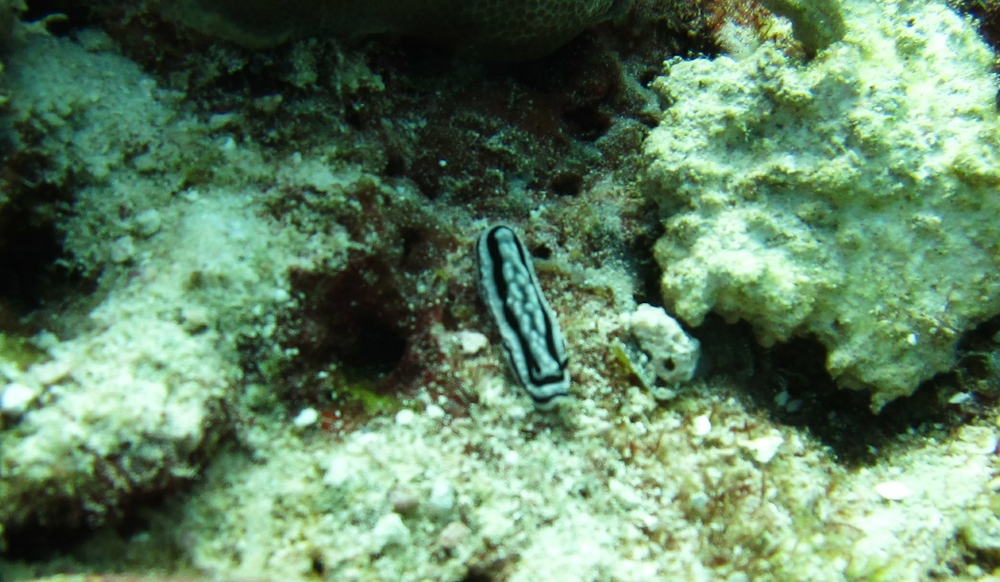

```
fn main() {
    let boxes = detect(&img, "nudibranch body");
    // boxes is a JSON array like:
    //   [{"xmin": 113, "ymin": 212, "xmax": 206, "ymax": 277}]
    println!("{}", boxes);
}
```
[{"xmin": 476, "ymin": 225, "xmax": 570, "ymax": 409}]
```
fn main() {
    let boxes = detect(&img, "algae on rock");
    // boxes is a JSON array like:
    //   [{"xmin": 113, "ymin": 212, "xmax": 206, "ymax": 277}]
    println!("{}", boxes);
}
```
[
  {"xmin": 758, "ymin": 0, "xmax": 845, "ymax": 55},
  {"xmin": 0, "ymin": 31, "xmax": 352, "ymax": 540},
  {"xmin": 642, "ymin": 0, "xmax": 1000, "ymax": 411}
]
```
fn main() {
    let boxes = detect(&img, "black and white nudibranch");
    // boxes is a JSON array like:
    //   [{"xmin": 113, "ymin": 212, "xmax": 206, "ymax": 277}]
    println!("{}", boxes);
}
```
[{"xmin": 476, "ymin": 225, "xmax": 570, "ymax": 409}]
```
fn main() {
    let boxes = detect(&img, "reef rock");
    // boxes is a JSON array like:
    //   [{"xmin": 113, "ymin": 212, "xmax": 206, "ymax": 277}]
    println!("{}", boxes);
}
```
[
  {"xmin": 642, "ymin": 0, "xmax": 1000, "ymax": 411},
  {"xmin": 166, "ymin": 0, "xmax": 632, "ymax": 60}
]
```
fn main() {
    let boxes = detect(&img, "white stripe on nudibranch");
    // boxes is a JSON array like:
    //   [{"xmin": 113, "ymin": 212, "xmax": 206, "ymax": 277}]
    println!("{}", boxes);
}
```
[{"xmin": 476, "ymin": 225, "xmax": 570, "ymax": 409}]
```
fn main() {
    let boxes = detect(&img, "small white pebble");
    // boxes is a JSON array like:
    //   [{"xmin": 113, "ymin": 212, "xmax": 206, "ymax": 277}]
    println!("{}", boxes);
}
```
[
  {"xmin": 132, "ymin": 209, "xmax": 162, "ymax": 237},
  {"xmin": 687, "ymin": 492, "xmax": 710, "ymax": 512},
  {"xmin": 437, "ymin": 521, "xmax": 471, "ymax": 550},
  {"xmin": 875, "ymin": 480, "xmax": 912, "ymax": 501},
  {"xmin": 739, "ymin": 435, "xmax": 784, "ymax": 464},
  {"xmin": 457, "ymin": 330, "xmax": 489, "ymax": 355},
  {"xmin": 32, "ymin": 330, "xmax": 60, "ymax": 352},
  {"xmin": 292, "ymin": 407, "xmax": 319, "ymax": 428},
  {"xmin": 651, "ymin": 386, "xmax": 677, "ymax": 401},
  {"xmin": 180, "ymin": 304, "xmax": 211, "ymax": 333},
  {"xmin": 428, "ymin": 479, "xmax": 456, "ymax": 514},
  {"xmin": 208, "ymin": 113, "xmax": 237, "ymax": 130},
  {"xmin": 388, "ymin": 485, "xmax": 420, "ymax": 515},
  {"xmin": 273, "ymin": 288, "xmax": 291, "ymax": 303},
  {"xmin": 0, "ymin": 383, "xmax": 37, "ymax": 413},
  {"xmin": 425, "ymin": 404, "xmax": 445, "ymax": 419},
  {"xmin": 948, "ymin": 392, "xmax": 972, "ymax": 404},
  {"xmin": 109, "ymin": 236, "xmax": 136, "ymax": 264},
  {"xmin": 371, "ymin": 513, "xmax": 410, "ymax": 552},
  {"xmin": 395, "ymin": 409, "xmax": 416, "ymax": 425},
  {"xmin": 323, "ymin": 455, "xmax": 352, "ymax": 488},
  {"xmin": 691, "ymin": 414, "xmax": 712, "ymax": 436}
]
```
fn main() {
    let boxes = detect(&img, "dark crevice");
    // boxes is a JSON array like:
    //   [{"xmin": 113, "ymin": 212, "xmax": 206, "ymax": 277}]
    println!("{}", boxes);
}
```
[
  {"xmin": 0, "ymin": 179, "xmax": 87, "ymax": 321},
  {"xmin": 458, "ymin": 569, "xmax": 495, "ymax": 582},
  {"xmin": 691, "ymin": 314, "xmax": 981, "ymax": 467},
  {"xmin": 549, "ymin": 172, "xmax": 584, "ymax": 197}
]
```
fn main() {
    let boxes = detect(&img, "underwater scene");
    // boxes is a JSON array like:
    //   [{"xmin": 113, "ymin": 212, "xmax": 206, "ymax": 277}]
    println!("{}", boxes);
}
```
[{"xmin": 3, "ymin": 0, "xmax": 1000, "ymax": 580}]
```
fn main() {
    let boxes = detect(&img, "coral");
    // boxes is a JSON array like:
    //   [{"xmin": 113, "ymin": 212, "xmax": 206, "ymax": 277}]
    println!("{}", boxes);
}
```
[
  {"xmin": 164, "ymin": 0, "xmax": 634, "ymax": 60},
  {"xmin": 619, "ymin": 303, "xmax": 700, "ymax": 395},
  {"xmin": 642, "ymin": 0, "xmax": 1000, "ymax": 410}
]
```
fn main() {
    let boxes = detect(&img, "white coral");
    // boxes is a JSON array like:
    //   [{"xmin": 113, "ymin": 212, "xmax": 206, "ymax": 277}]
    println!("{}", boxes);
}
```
[
  {"xmin": 643, "ymin": 0, "xmax": 1000, "ymax": 410},
  {"xmin": 620, "ymin": 303, "xmax": 700, "ymax": 386}
]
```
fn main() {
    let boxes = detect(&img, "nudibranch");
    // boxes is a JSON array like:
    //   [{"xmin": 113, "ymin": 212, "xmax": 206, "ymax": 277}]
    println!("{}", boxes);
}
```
[{"xmin": 476, "ymin": 225, "xmax": 570, "ymax": 409}]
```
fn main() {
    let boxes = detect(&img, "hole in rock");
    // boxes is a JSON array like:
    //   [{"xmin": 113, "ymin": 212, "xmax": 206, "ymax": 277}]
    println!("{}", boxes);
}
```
[
  {"xmin": 0, "ymin": 185, "xmax": 86, "ymax": 321},
  {"xmin": 251, "ymin": 256, "xmax": 419, "ymax": 421}
]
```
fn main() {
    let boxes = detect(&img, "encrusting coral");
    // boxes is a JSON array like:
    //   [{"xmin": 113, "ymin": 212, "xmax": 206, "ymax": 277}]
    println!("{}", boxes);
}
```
[
  {"xmin": 165, "ymin": 0, "xmax": 634, "ymax": 60},
  {"xmin": 643, "ymin": 0, "xmax": 1000, "ymax": 411}
]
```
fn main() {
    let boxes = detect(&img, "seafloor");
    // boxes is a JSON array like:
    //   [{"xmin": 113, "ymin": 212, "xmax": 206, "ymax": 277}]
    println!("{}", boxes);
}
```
[{"xmin": 3, "ymin": 0, "xmax": 1000, "ymax": 580}]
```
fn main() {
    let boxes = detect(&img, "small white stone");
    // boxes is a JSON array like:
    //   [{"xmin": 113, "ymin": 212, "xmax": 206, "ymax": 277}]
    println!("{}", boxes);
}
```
[
  {"xmin": 292, "ymin": 407, "xmax": 319, "ymax": 427},
  {"xmin": 437, "ymin": 521, "xmax": 471, "ymax": 550},
  {"xmin": 691, "ymin": 414, "xmax": 712, "ymax": 436},
  {"xmin": 371, "ymin": 513, "xmax": 410, "ymax": 552},
  {"xmin": 109, "ymin": 236, "xmax": 135, "ymax": 264},
  {"xmin": 949, "ymin": 392, "xmax": 972, "ymax": 404},
  {"xmin": 179, "ymin": 304, "xmax": 211, "ymax": 333},
  {"xmin": 425, "ymin": 404, "xmax": 445, "ymax": 419},
  {"xmin": 687, "ymin": 492, "xmax": 710, "ymax": 511},
  {"xmin": 273, "ymin": 288, "xmax": 291, "ymax": 303},
  {"xmin": 395, "ymin": 409, "xmax": 416, "ymax": 425},
  {"xmin": 428, "ymin": 479, "xmax": 456, "ymax": 514},
  {"xmin": 133, "ymin": 209, "xmax": 162, "ymax": 237},
  {"xmin": 388, "ymin": 485, "xmax": 420, "ymax": 514},
  {"xmin": 457, "ymin": 331, "xmax": 489, "ymax": 355},
  {"xmin": 323, "ymin": 455, "xmax": 352, "ymax": 487},
  {"xmin": 0, "ymin": 383, "xmax": 37, "ymax": 413},
  {"xmin": 875, "ymin": 480, "xmax": 912, "ymax": 501},
  {"xmin": 739, "ymin": 435, "xmax": 784, "ymax": 464},
  {"xmin": 650, "ymin": 386, "xmax": 677, "ymax": 401}
]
